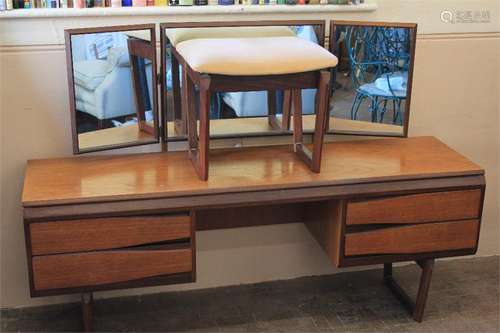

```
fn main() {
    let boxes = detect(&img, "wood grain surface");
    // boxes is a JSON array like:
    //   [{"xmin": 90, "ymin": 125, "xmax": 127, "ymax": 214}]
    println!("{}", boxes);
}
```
[
  {"xmin": 32, "ymin": 247, "xmax": 192, "ymax": 290},
  {"xmin": 344, "ymin": 220, "xmax": 479, "ymax": 256},
  {"xmin": 22, "ymin": 137, "xmax": 483, "ymax": 207},
  {"xmin": 304, "ymin": 200, "xmax": 343, "ymax": 267},
  {"xmin": 346, "ymin": 189, "xmax": 482, "ymax": 225},
  {"xmin": 30, "ymin": 215, "xmax": 191, "ymax": 255}
]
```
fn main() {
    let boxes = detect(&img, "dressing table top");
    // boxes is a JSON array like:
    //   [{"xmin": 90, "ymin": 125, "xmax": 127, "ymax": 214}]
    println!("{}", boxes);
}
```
[{"xmin": 22, "ymin": 136, "xmax": 483, "ymax": 207}]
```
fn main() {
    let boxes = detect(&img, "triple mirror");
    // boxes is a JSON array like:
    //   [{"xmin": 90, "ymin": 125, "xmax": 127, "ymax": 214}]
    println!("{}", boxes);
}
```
[{"xmin": 65, "ymin": 21, "xmax": 417, "ymax": 154}]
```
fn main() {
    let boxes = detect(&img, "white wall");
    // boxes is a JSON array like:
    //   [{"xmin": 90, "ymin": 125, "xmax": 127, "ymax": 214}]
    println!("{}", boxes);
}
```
[{"xmin": 1, "ymin": 0, "xmax": 499, "ymax": 309}]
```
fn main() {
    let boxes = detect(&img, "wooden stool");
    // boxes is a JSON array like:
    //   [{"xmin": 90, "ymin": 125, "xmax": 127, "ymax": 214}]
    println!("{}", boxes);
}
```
[
  {"xmin": 165, "ymin": 26, "xmax": 297, "ymax": 135},
  {"xmin": 173, "ymin": 36, "xmax": 338, "ymax": 180}
]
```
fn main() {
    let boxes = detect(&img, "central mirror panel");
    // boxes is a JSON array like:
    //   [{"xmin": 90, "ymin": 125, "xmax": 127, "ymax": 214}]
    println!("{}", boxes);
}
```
[
  {"xmin": 161, "ymin": 21, "xmax": 416, "ymax": 144},
  {"xmin": 66, "ymin": 25, "xmax": 159, "ymax": 154},
  {"xmin": 160, "ymin": 21, "xmax": 326, "ymax": 141}
]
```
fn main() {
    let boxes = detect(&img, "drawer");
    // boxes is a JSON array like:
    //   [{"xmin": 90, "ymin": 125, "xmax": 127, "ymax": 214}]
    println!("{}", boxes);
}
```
[
  {"xmin": 30, "ymin": 214, "xmax": 191, "ymax": 255},
  {"xmin": 32, "ymin": 245, "xmax": 193, "ymax": 291},
  {"xmin": 346, "ymin": 189, "xmax": 482, "ymax": 226},
  {"xmin": 344, "ymin": 219, "xmax": 479, "ymax": 257}
]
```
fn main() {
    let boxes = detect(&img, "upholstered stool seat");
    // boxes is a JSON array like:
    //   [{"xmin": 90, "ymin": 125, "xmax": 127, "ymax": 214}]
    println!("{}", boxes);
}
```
[
  {"xmin": 166, "ymin": 26, "xmax": 296, "ymax": 46},
  {"xmin": 176, "ymin": 37, "xmax": 339, "ymax": 76},
  {"xmin": 164, "ymin": 26, "xmax": 298, "ymax": 136}
]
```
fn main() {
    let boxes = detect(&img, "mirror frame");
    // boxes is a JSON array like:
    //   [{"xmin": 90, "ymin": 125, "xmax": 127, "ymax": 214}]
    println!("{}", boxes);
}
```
[
  {"xmin": 329, "ymin": 20, "xmax": 418, "ymax": 138},
  {"xmin": 159, "ymin": 20, "xmax": 326, "ymax": 148},
  {"xmin": 65, "ymin": 24, "xmax": 159, "ymax": 154}
]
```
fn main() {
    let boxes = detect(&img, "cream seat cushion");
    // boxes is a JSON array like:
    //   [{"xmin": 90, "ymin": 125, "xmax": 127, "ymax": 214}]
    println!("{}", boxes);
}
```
[
  {"xmin": 176, "ymin": 36, "xmax": 339, "ymax": 76},
  {"xmin": 166, "ymin": 26, "xmax": 295, "ymax": 46}
]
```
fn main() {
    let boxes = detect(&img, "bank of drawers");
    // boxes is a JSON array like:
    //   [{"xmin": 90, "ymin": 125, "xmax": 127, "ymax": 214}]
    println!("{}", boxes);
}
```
[
  {"xmin": 343, "ymin": 189, "xmax": 482, "ymax": 258},
  {"xmin": 28, "ymin": 214, "xmax": 194, "ymax": 295}
]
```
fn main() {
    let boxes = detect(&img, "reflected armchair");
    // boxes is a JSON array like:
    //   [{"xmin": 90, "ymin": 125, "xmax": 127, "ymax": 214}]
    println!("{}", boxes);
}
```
[
  {"xmin": 346, "ymin": 26, "xmax": 411, "ymax": 124},
  {"xmin": 73, "ymin": 46, "xmax": 153, "ymax": 129}
]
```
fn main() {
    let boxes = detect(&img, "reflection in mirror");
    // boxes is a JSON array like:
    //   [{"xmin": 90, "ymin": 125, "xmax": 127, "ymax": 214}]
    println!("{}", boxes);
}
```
[
  {"xmin": 329, "ymin": 22, "xmax": 417, "ymax": 136},
  {"xmin": 161, "ymin": 23, "xmax": 325, "ymax": 141},
  {"xmin": 67, "ymin": 27, "xmax": 158, "ymax": 153}
]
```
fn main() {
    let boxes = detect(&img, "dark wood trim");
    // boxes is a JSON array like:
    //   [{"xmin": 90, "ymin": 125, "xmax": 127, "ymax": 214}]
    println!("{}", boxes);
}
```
[
  {"xmin": 64, "ymin": 29, "xmax": 79, "ymax": 155},
  {"xmin": 160, "ymin": 26, "xmax": 168, "ymax": 151},
  {"xmin": 23, "ymin": 216, "xmax": 37, "ymax": 300},
  {"xmin": 77, "ymin": 139, "xmax": 159, "ymax": 155},
  {"xmin": 190, "ymin": 210, "xmax": 197, "ymax": 283},
  {"xmin": 64, "ymin": 24, "xmax": 160, "ymax": 155},
  {"xmin": 338, "ymin": 199, "xmax": 348, "ymax": 267},
  {"xmin": 65, "ymin": 24, "xmax": 157, "ymax": 36},
  {"xmin": 403, "ymin": 24, "xmax": 418, "ymax": 138},
  {"xmin": 207, "ymin": 72, "xmax": 320, "ymax": 92},
  {"xmin": 341, "ymin": 248, "xmax": 474, "ymax": 268},
  {"xmin": 331, "ymin": 20, "xmax": 418, "ymax": 29},
  {"xmin": 474, "ymin": 183, "xmax": 487, "ymax": 254},
  {"xmin": 165, "ymin": 127, "xmax": 405, "ymax": 142},
  {"xmin": 196, "ymin": 203, "xmax": 306, "ymax": 231},
  {"xmin": 30, "ymin": 272, "xmax": 193, "ymax": 298}
]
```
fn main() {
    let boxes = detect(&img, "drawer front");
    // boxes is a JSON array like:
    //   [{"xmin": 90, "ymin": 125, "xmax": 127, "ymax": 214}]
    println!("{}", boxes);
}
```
[
  {"xmin": 346, "ymin": 189, "xmax": 481, "ymax": 226},
  {"xmin": 30, "ymin": 214, "xmax": 191, "ymax": 255},
  {"xmin": 32, "ymin": 247, "xmax": 192, "ymax": 291},
  {"xmin": 344, "ymin": 220, "xmax": 479, "ymax": 257}
]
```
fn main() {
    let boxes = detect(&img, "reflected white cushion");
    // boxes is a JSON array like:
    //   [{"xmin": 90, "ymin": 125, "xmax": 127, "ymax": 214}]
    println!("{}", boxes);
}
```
[
  {"xmin": 73, "ymin": 59, "xmax": 109, "ymax": 91},
  {"xmin": 176, "ymin": 37, "xmax": 338, "ymax": 76},
  {"xmin": 166, "ymin": 26, "xmax": 295, "ymax": 46}
]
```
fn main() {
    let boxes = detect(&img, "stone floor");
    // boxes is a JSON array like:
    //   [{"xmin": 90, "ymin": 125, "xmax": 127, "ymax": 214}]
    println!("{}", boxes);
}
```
[{"xmin": 2, "ymin": 256, "xmax": 498, "ymax": 332}]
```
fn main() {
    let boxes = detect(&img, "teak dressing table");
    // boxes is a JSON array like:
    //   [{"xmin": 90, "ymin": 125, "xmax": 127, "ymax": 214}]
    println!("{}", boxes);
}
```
[{"xmin": 21, "ymin": 137, "xmax": 485, "ymax": 331}]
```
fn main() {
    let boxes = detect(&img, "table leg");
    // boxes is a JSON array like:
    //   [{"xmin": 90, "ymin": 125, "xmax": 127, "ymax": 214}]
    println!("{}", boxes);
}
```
[
  {"xmin": 383, "ymin": 259, "xmax": 435, "ymax": 322},
  {"xmin": 81, "ymin": 292, "xmax": 93, "ymax": 332}
]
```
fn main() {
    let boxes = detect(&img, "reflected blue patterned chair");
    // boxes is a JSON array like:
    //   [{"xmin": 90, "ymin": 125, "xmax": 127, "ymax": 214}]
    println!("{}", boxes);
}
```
[{"xmin": 346, "ymin": 26, "xmax": 411, "ymax": 124}]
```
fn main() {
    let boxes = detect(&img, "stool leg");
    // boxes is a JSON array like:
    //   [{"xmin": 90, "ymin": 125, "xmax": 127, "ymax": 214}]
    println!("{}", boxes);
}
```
[
  {"xmin": 311, "ymin": 70, "xmax": 331, "ymax": 172},
  {"xmin": 183, "ymin": 66, "xmax": 194, "ymax": 144},
  {"xmin": 292, "ymin": 89, "xmax": 315, "ymax": 168},
  {"xmin": 292, "ymin": 71, "xmax": 330, "ymax": 173},
  {"xmin": 172, "ymin": 55, "xmax": 185, "ymax": 135},
  {"xmin": 281, "ymin": 90, "xmax": 292, "ymax": 130},
  {"xmin": 186, "ymin": 72, "xmax": 211, "ymax": 181},
  {"xmin": 292, "ymin": 89, "xmax": 303, "ymax": 150},
  {"xmin": 185, "ymin": 69, "xmax": 197, "ymax": 151},
  {"xmin": 267, "ymin": 90, "xmax": 281, "ymax": 130},
  {"xmin": 198, "ymin": 75, "xmax": 211, "ymax": 181}
]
